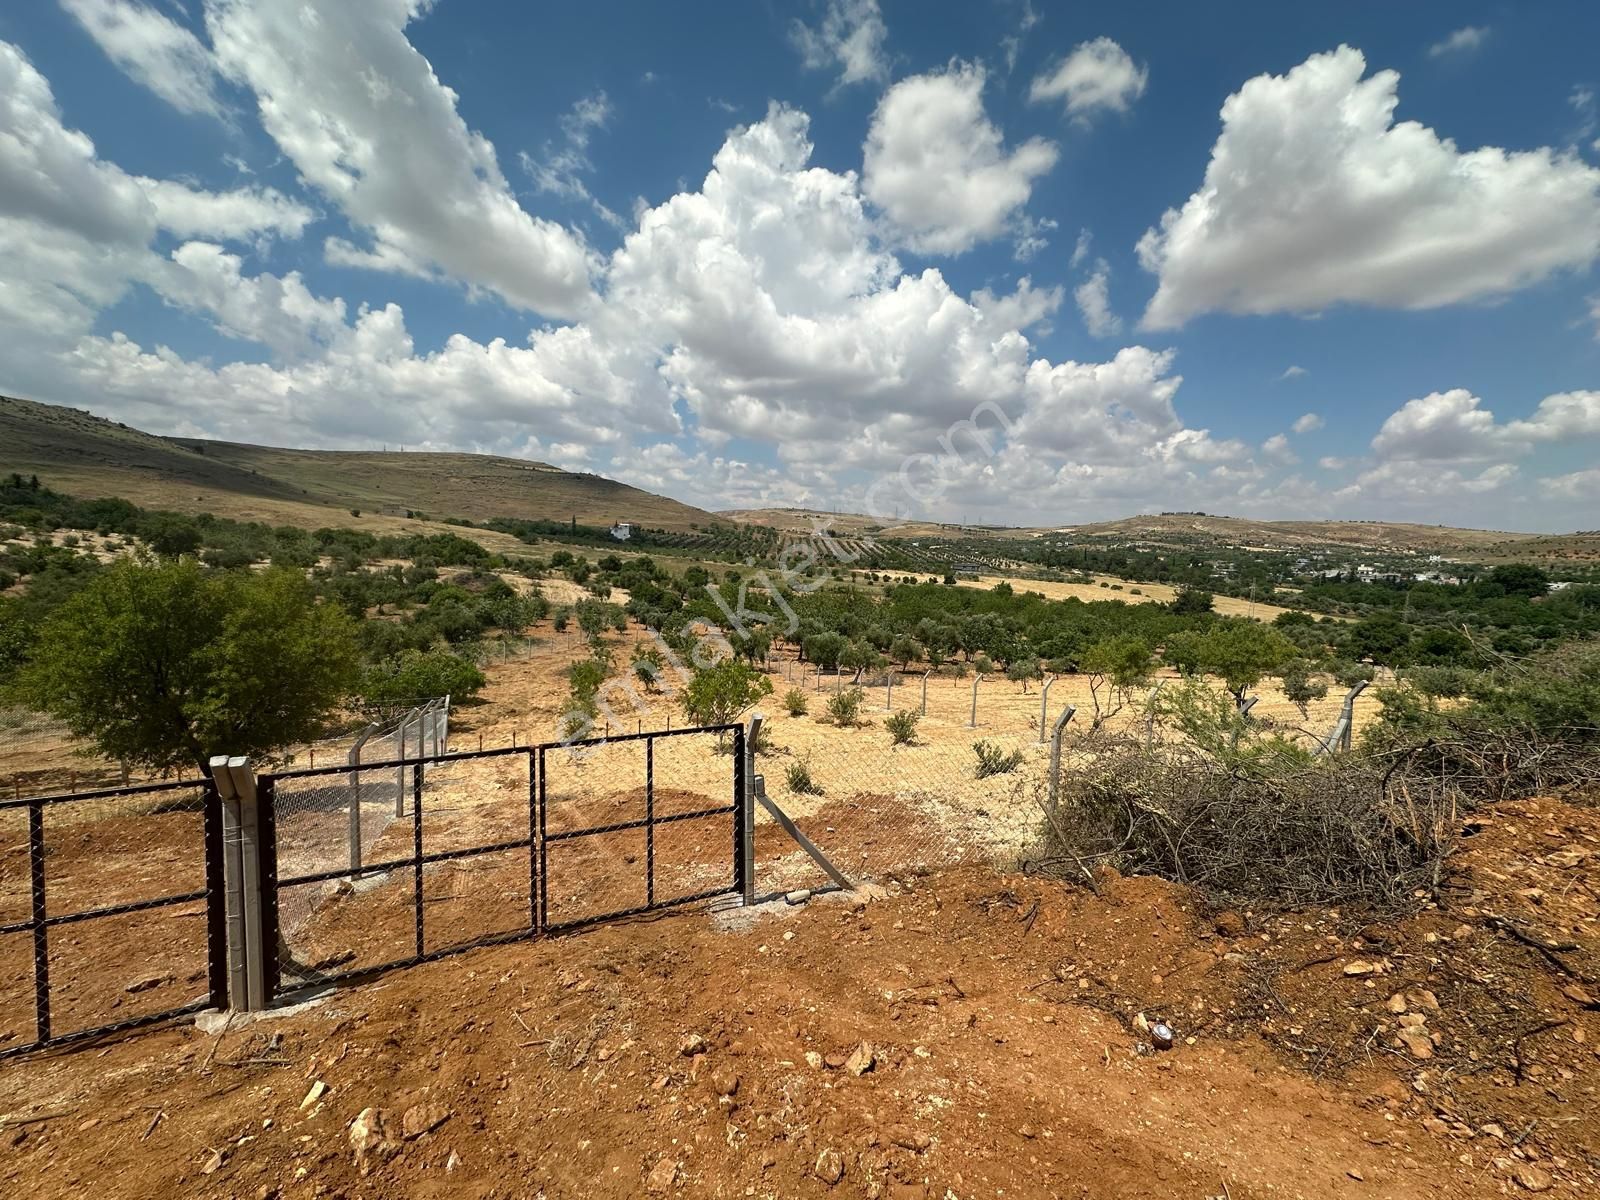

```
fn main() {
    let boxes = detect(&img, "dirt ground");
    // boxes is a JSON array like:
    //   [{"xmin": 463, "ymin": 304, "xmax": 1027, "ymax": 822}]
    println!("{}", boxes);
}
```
[
  {"xmin": 1, "ymin": 790, "xmax": 1595, "ymax": 1199},
  {"xmin": 10, "ymin": 628, "xmax": 1594, "ymax": 1197}
]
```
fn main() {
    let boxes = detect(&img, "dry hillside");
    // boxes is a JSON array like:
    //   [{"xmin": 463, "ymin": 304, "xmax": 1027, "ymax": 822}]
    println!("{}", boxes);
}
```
[{"xmin": 0, "ymin": 395, "xmax": 721, "ymax": 532}]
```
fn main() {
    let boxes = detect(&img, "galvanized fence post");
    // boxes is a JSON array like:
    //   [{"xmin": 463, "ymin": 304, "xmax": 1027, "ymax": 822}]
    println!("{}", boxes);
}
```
[
  {"xmin": 1047, "ymin": 706, "xmax": 1077, "ymax": 820},
  {"xmin": 969, "ymin": 674, "xmax": 980, "ymax": 728},
  {"xmin": 921, "ymin": 669, "xmax": 931, "ymax": 716},
  {"xmin": 1037, "ymin": 674, "xmax": 1056, "ymax": 742}
]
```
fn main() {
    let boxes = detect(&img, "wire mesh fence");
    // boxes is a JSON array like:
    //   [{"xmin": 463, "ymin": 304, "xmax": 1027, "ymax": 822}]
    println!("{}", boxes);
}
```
[
  {"xmin": 0, "ymin": 779, "xmax": 217, "ymax": 1057},
  {"xmin": 750, "ymin": 709, "xmax": 1049, "ymax": 896}
]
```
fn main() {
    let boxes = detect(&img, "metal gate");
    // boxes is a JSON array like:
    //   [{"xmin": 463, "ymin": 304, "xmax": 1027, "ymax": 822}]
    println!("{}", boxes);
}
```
[
  {"xmin": 0, "ymin": 777, "xmax": 223, "ymax": 1059},
  {"xmin": 255, "ymin": 723, "xmax": 743, "ymax": 1002}
]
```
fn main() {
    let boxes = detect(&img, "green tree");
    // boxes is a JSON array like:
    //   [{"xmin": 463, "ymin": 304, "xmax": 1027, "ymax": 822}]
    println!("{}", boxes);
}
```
[
  {"xmin": 358, "ymin": 647, "xmax": 486, "ymax": 713},
  {"xmin": 22, "ymin": 559, "xmax": 359, "ymax": 772},
  {"xmin": 1080, "ymin": 635, "xmax": 1154, "ymax": 728},
  {"xmin": 1168, "ymin": 586, "xmax": 1214, "ymax": 615},
  {"xmin": 679, "ymin": 657, "xmax": 773, "ymax": 728},
  {"xmin": 1196, "ymin": 623, "xmax": 1294, "ymax": 704}
]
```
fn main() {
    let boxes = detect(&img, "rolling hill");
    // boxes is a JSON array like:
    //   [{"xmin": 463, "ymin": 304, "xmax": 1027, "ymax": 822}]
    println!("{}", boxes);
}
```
[
  {"xmin": 0, "ymin": 395, "xmax": 722, "ymax": 533},
  {"xmin": 723, "ymin": 506, "xmax": 1558, "ymax": 558}
]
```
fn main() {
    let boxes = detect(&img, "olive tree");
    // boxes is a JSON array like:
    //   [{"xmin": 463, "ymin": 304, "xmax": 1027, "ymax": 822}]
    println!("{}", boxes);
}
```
[{"xmin": 21, "ymin": 558, "xmax": 359, "ymax": 772}]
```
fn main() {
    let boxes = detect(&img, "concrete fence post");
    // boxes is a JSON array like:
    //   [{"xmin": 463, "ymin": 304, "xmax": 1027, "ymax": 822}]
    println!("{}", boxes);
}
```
[
  {"xmin": 346, "ymin": 723, "xmax": 379, "ymax": 874},
  {"xmin": 1047, "ymin": 706, "xmax": 1077, "ymax": 820},
  {"xmin": 742, "ymin": 714, "xmax": 762, "ymax": 906},
  {"xmin": 1038, "ymin": 674, "xmax": 1056, "ymax": 743},
  {"xmin": 211, "ymin": 755, "xmax": 266, "ymax": 1012},
  {"xmin": 1318, "ymin": 680, "xmax": 1368, "ymax": 755}
]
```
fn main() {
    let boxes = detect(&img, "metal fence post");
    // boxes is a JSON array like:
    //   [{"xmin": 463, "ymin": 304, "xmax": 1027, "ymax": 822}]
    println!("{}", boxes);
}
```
[
  {"xmin": 740, "ymin": 715, "xmax": 761, "ymax": 905},
  {"xmin": 921, "ymin": 669, "xmax": 931, "ymax": 716},
  {"xmin": 1038, "ymin": 674, "xmax": 1056, "ymax": 742},
  {"xmin": 1047, "ymin": 706, "xmax": 1077, "ymax": 819},
  {"xmin": 969, "ymin": 675, "xmax": 980, "ymax": 728}
]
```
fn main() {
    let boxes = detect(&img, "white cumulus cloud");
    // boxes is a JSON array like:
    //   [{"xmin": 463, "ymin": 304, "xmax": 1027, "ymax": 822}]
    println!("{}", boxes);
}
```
[
  {"xmin": 863, "ymin": 63, "xmax": 1058, "ymax": 255},
  {"xmin": 1428, "ymin": 26, "xmax": 1490, "ymax": 59},
  {"xmin": 1029, "ymin": 37, "xmax": 1147, "ymax": 118},
  {"xmin": 1073, "ymin": 260, "xmax": 1121, "ymax": 337},
  {"xmin": 205, "ymin": 0, "xmax": 597, "ymax": 317},
  {"xmin": 1137, "ymin": 46, "xmax": 1600, "ymax": 330},
  {"xmin": 789, "ymin": 0, "xmax": 888, "ymax": 89},
  {"xmin": 60, "ymin": 0, "xmax": 224, "ymax": 118}
]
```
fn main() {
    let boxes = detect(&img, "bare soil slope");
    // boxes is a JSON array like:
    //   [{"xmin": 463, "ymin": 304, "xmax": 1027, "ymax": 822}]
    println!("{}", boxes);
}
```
[{"xmin": 2, "ymin": 792, "xmax": 1594, "ymax": 1199}]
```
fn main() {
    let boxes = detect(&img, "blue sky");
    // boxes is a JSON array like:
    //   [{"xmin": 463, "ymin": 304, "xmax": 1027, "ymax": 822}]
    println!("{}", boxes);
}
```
[{"xmin": 1, "ymin": 2, "xmax": 1597, "ymax": 530}]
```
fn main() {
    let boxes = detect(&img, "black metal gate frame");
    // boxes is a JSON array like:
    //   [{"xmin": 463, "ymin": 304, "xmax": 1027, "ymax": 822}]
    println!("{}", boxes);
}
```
[
  {"xmin": 0, "ymin": 777, "xmax": 224, "ymax": 1061},
  {"xmin": 259, "ymin": 722, "xmax": 744, "ymax": 1001}
]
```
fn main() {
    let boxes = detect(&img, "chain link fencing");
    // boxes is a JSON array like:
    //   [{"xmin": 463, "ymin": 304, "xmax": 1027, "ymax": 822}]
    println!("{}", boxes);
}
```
[{"xmin": 265, "ymin": 698, "xmax": 451, "ymax": 987}]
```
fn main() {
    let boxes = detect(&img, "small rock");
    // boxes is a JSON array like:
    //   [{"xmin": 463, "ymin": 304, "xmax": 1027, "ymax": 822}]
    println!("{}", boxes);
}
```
[
  {"xmin": 124, "ymin": 973, "xmax": 172, "ymax": 994},
  {"xmin": 1019, "ymin": 1124, "xmax": 1037, "ymax": 1140},
  {"xmin": 782, "ymin": 930, "xmax": 796, "ymax": 942},
  {"xmin": 1347, "ymin": 1168, "xmax": 1364, "ymax": 1181},
  {"xmin": 805, "ymin": 1051, "xmax": 824, "ymax": 1070},
  {"xmin": 348, "ymin": 1108, "xmax": 400, "ymax": 1174},
  {"xmin": 1543, "ymin": 847, "xmax": 1588, "ymax": 868},
  {"xmin": 679, "ymin": 1033, "xmax": 707, "ymax": 1058},
  {"xmin": 645, "ymin": 1157, "xmax": 677, "ymax": 1193},
  {"xmin": 1213, "ymin": 910, "xmax": 1245, "ymax": 937},
  {"xmin": 814, "ymin": 1148, "xmax": 845, "ymax": 1185},
  {"xmin": 785, "ymin": 890, "xmax": 812, "ymax": 905},
  {"xmin": 300, "ymin": 1081, "xmax": 327, "ymax": 1111},
  {"xmin": 446, "ymin": 1150, "xmax": 461, "ymax": 1172},
  {"xmin": 401, "ymin": 1102, "xmax": 450, "ymax": 1140},
  {"xmin": 1132, "ymin": 1012, "xmax": 1152, "ymax": 1035},
  {"xmin": 1395, "ymin": 1028, "xmax": 1434, "ymax": 1059},
  {"xmin": 1512, "ymin": 1163, "xmax": 1554, "ymax": 1192},
  {"xmin": 844, "ymin": 1041, "xmax": 875, "ymax": 1076},
  {"xmin": 1385, "ymin": 993, "xmax": 1408, "ymax": 1014},
  {"xmin": 202, "ymin": 1149, "xmax": 226, "ymax": 1175},
  {"xmin": 1561, "ymin": 983, "xmax": 1594, "ymax": 1007},
  {"xmin": 886, "ymin": 1125, "xmax": 931, "ymax": 1153},
  {"xmin": 1343, "ymin": 960, "xmax": 1381, "ymax": 977},
  {"xmin": 1405, "ymin": 989, "xmax": 1441, "ymax": 1013},
  {"xmin": 711, "ymin": 1068, "xmax": 740, "ymax": 1097},
  {"xmin": 1398, "ymin": 1012, "xmax": 1427, "ymax": 1029}
]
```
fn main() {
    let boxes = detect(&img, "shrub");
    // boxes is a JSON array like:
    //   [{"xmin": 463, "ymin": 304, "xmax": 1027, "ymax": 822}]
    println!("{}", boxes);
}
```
[
  {"xmin": 973, "ymin": 739, "xmax": 1024, "ymax": 778},
  {"xmin": 783, "ymin": 687, "xmax": 808, "ymax": 716},
  {"xmin": 826, "ymin": 687, "xmax": 864, "ymax": 727},
  {"xmin": 785, "ymin": 756, "xmax": 823, "ymax": 796},
  {"xmin": 1333, "ymin": 661, "xmax": 1376, "ymax": 688},
  {"xmin": 1278, "ymin": 662, "xmax": 1329, "ymax": 719},
  {"xmin": 885, "ymin": 709, "xmax": 919, "ymax": 745}
]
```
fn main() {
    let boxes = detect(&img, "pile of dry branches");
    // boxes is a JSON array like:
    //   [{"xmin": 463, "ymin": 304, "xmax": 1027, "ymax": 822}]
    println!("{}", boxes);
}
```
[{"xmin": 1035, "ymin": 735, "xmax": 1459, "ymax": 912}]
